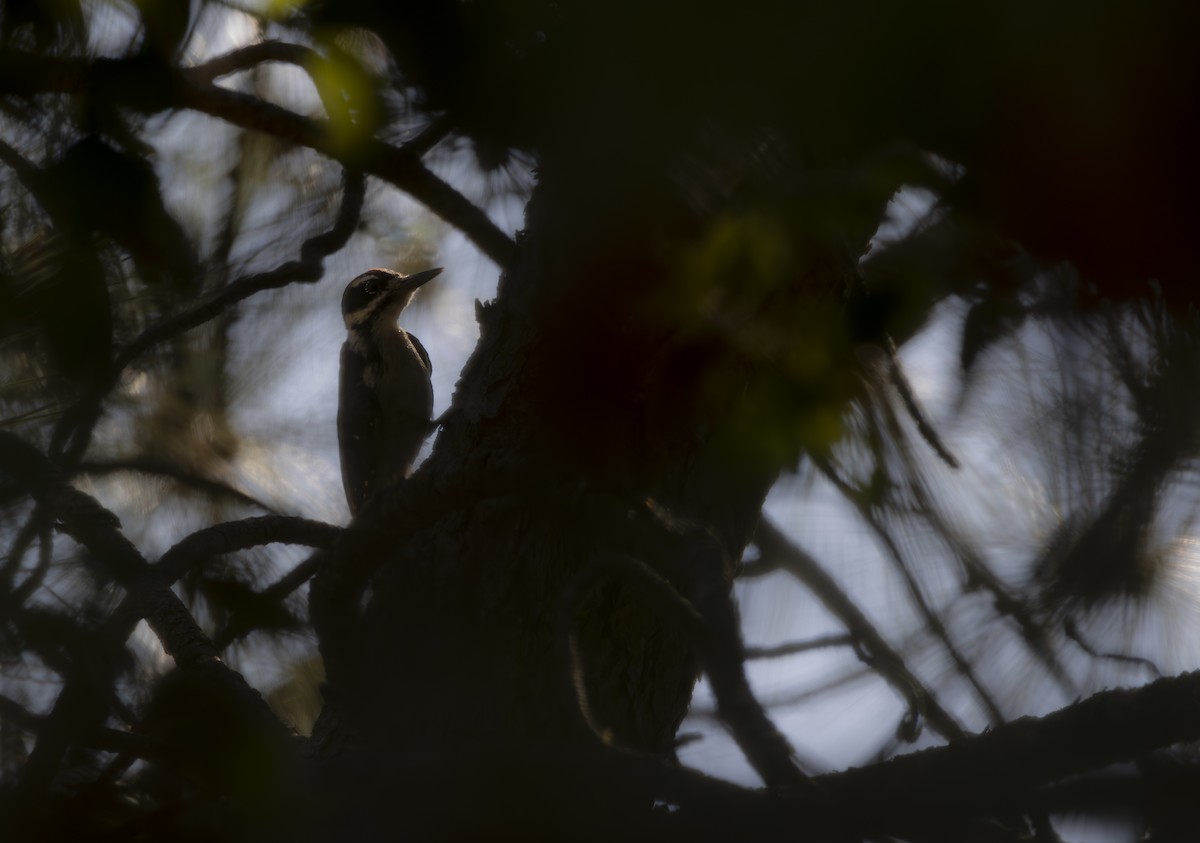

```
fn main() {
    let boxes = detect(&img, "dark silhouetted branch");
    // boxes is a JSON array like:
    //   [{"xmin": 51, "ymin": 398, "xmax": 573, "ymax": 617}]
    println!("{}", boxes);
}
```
[
  {"xmin": 1065, "ymin": 617, "xmax": 1163, "ymax": 679},
  {"xmin": 189, "ymin": 40, "xmax": 315, "ymax": 83},
  {"xmin": 8, "ymin": 518, "xmax": 51, "ymax": 606},
  {"xmin": 0, "ymin": 136, "xmax": 40, "ymax": 188},
  {"xmin": 260, "ymin": 554, "xmax": 321, "ymax": 600},
  {"xmin": 0, "ymin": 693, "xmax": 148, "ymax": 757},
  {"xmin": 193, "ymin": 41, "xmax": 458, "ymax": 160},
  {"xmin": 873, "ymin": 396, "xmax": 1079, "ymax": 699},
  {"xmin": 0, "ymin": 432, "xmax": 287, "ymax": 801},
  {"xmin": 815, "ymin": 457, "xmax": 1006, "ymax": 725},
  {"xmin": 822, "ymin": 669, "xmax": 1200, "ymax": 839},
  {"xmin": 0, "ymin": 49, "xmax": 513, "ymax": 264},
  {"xmin": 154, "ymin": 515, "xmax": 341, "ymax": 586},
  {"xmin": 0, "ymin": 505, "xmax": 46, "ymax": 587},
  {"xmin": 49, "ymin": 169, "xmax": 365, "ymax": 466},
  {"xmin": 745, "ymin": 634, "xmax": 854, "ymax": 660},
  {"xmin": 885, "ymin": 335, "xmax": 959, "ymax": 469},
  {"xmin": 754, "ymin": 517, "xmax": 968, "ymax": 741},
  {"xmin": 175, "ymin": 76, "xmax": 514, "ymax": 263}
]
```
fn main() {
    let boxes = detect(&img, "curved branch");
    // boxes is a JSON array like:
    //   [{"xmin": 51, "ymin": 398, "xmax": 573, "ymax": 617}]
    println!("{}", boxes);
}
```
[
  {"xmin": 0, "ymin": 432, "xmax": 288, "ymax": 801},
  {"xmin": 174, "ymin": 76, "xmax": 514, "ymax": 264},
  {"xmin": 155, "ymin": 515, "xmax": 342, "ymax": 585},
  {"xmin": 0, "ymin": 431, "xmax": 141, "ymax": 580},
  {"xmin": 1064, "ymin": 617, "xmax": 1163, "ymax": 679},
  {"xmin": 116, "ymin": 167, "xmax": 362, "ymax": 365},
  {"xmin": 0, "ymin": 49, "xmax": 514, "ymax": 264},
  {"xmin": 0, "ymin": 433, "xmax": 281, "ymax": 672},
  {"xmin": 49, "ymin": 169, "xmax": 365, "ymax": 466}
]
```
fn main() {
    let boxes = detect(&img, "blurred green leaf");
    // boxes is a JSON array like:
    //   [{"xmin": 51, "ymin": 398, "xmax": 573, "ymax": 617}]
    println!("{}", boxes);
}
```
[{"xmin": 306, "ymin": 38, "xmax": 383, "ymax": 157}]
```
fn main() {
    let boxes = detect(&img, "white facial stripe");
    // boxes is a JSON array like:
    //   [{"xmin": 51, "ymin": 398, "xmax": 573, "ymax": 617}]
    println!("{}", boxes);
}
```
[
  {"xmin": 342, "ymin": 269, "xmax": 427, "ymax": 331},
  {"xmin": 345, "ymin": 292, "xmax": 389, "ymax": 327}
]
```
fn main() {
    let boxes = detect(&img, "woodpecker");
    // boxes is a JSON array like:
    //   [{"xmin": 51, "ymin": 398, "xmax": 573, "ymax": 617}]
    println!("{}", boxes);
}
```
[{"xmin": 338, "ymin": 267, "xmax": 442, "ymax": 515}]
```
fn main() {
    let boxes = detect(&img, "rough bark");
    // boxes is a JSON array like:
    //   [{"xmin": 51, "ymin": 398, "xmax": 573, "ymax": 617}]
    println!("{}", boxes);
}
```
[{"xmin": 303, "ymin": 132, "xmax": 870, "ymax": 834}]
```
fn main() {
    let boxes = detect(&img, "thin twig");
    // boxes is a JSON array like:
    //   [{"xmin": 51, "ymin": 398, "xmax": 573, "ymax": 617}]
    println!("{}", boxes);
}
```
[
  {"xmin": 885, "ymin": 335, "xmax": 959, "ymax": 469},
  {"xmin": 0, "ymin": 505, "xmax": 45, "ymax": 584},
  {"xmin": 815, "ymin": 456, "xmax": 1007, "ymax": 725},
  {"xmin": 174, "ymin": 76, "xmax": 514, "ymax": 264},
  {"xmin": 1064, "ymin": 617, "xmax": 1163, "ymax": 679},
  {"xmin": 0, "ymin": 432, "xmax": 289, "ymax": 802},
  {"xmin": 260, "ymin": 554, "xmax": 322, "ymax": 600},
  {"xmin": 189, "ymin": 40, "xmax": 315, "ymax": 83},
  {"xmin": 872, "ymin": 389, "xmax": 1080, "ymax": 699},
  {"xmin": 48, "ymin": 169, "xmax": 365, "ymax": 467},
  {"xmin": 745, "ymin": 635, "xmax": 854, "ymax": 660},
  {"xmin": 754, "ymin": 517, "xmax": 967, "ymax": 741},
  {"xmin": 9, "ymin": 518, "xmax": 52, "ymax": 606}
]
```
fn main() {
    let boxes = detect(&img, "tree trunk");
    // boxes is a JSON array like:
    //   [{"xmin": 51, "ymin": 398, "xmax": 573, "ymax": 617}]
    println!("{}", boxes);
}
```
[{"xmin": 306, "ymin": 139, "xmax": 867, "ymax": 836}]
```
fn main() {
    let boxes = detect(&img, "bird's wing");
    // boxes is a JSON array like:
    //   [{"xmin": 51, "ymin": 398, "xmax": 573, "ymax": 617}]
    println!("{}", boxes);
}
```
[
  {"xmin": 338, "ymin": 342, "xmax": 381, "ymax": 515},
  {"xmin": 408, "ymin": 332, "xmax": 432, "ymax": 375}
]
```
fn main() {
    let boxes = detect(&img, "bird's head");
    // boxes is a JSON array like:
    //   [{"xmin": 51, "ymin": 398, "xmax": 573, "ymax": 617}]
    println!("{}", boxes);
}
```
[{"xmin": 341, "ymin": 267, "xmax": 443, "ymax": 331}]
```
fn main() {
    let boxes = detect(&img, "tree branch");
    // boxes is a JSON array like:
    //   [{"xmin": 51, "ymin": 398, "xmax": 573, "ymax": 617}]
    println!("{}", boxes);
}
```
[
  {"xmin": 0, "ymin": 49, "xmax": 514, "ymax": 264},
  {"xmin": 745, "ymin": 634, "xmax": 854, "ymax": 660},
  {"xmin": 754, "ymin": 517, "xmax": 968, "ymax": 742},
  {"xmin": 154, "ymin": 515, "xmax": 341, "ymax": 586},
  {"xmin": 188, "ymin": 40, "xmax": 316, "ymax": 83},
  {"xmin": 815, "ymin": 456, "xmax": 1006, "ymax": 725},
  {"xmin": 0, "ymin": 432, "xmax": 288, "ymax": 801},
  {"xmin": 174, "ymin": 75, "xmax": 514, "ymax": 264},
  {"xmin": 0, "ymin": 693, "xmax": 149, "ymax": 758},
  {"xmin": 48, "ymin": 169, "xmax": 365, "ymax": 466},
  {"xmin": 8, "ymin": 518, "xmax": 51, "ymax": 606},
  {"xmin": 822, "ymin": 669, "xmax": 1200, "ymax": 839}
]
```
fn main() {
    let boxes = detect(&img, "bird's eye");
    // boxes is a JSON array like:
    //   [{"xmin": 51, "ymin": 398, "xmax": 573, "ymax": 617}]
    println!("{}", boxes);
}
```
[{"xmin": 362, "ymin": 278, "xmax": 380, "ymax": 296}]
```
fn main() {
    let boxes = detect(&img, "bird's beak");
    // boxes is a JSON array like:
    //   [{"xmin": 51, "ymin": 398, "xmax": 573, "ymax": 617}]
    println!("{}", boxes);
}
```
[{"xmin": 397, "ymin": 267, "xmax": 443, "ymax": 292}]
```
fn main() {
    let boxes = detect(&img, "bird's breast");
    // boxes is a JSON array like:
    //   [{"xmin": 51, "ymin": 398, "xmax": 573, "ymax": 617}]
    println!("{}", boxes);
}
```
[{"xmin": 374, "ymin": 330, "xmax": 434, "ymax": 412}]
